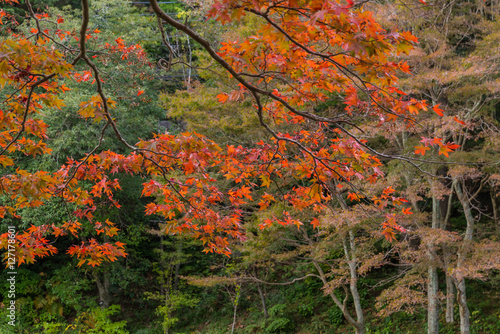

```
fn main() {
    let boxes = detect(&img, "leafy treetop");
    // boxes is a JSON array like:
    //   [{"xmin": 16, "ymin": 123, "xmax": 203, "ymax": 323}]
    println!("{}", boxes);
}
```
[{"xmin": 0, "ymin": 0, "xmax": 459, "ymax": 266}]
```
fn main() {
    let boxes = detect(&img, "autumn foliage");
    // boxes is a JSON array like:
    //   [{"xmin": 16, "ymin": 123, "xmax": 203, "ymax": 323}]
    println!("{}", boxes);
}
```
[{"xmin": 0, "ymin": 0, "xmax": 462, "ymax": 269}]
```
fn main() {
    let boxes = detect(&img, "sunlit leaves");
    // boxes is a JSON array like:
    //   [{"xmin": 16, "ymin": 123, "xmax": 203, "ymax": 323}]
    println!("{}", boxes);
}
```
[
  {"xmin": 67, "ymin": 239, "xmax": 127, "ymax": 267},
  {"xmin": 0, "ymin": 0, "xmax": 464, "ymax": 267},
  {"xmin": 414, "ymin": 145, "xmax": 430, "ymax": 156},
  {"xmin": 415, "ymin": 137, "xmax": 460, "ymax": 157}
]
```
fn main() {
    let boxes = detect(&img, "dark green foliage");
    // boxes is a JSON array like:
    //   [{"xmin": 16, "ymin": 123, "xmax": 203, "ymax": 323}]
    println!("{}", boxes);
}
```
[
  {"xmin": 265, "ymin": 304, "xmax": 294, "ymax": 333},
  {"xmin": 328, "ymin": 307, "xmax": 344, "ymax": 327}
]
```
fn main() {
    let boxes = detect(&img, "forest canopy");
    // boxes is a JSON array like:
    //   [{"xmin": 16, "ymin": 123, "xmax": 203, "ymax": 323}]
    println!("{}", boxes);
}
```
[{"xmin": 0, "ymin": 1, "xmax": 499, "ymax": 333}]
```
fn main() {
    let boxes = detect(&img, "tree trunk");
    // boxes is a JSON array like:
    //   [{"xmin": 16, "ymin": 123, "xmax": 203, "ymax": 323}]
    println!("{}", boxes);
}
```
[
  {"xmin": 334, "ymin": 192, "xmax": 365, "ymax": 334},
  {"xmin": 454, "ymin": 181, "xmax": 474, "ymax": 241},
  {"xmin": 454, "ymin": 180, "xmax": 474, "ymax": 334},
  {"xmin": 311, "ymin": 260, "xmax": 365, "ymax": 334},
  {"xmin": 427, "ymin": 195, "xmax": 440, "ymax": 334},
  {"xmin": 94, "ymin": 270, "xmax": 111, "ymax": 308},
  {"xmin": 254, "ymin": 266, "xmax": 268, "ymax": 322},
  {"xmin": 346, "ymin": 232, "xmax": 365, "ymax": 330},
  {"xmin": 230, "ymin": 285, "xmax": 241, "ymax": 334},
  {"xmin": 256, "ymin": 282, "xmax": 268, "ymax": 322},
  {"xmin": 445, "ymin": 274, "xmax": 455, "ymax": 323},
  {"xmin": 491, "ymin": 187, "xmax": 499, "ymax": 234},
  {"xmin": 428, "ymin": 265, "xmax": 439, "ymax": 334},
  {"xmin": 442, "ymin": 185, "xmax": 455, "ymax": 323},
  {"xmin": 455, "ymin": 278, "xmax": 470, "ymax": 334}
]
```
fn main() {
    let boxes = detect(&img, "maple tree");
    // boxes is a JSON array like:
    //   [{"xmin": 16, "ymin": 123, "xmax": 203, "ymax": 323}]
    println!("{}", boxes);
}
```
[
  {"xmin": 0, "ymin": 0, "xmax": 461, "ymax": 272},
  {"xmin": 146, "ymin": 0, "xmax": 455, "ymax": 248},
  {"xmin": 0, "ymin": 1, "xmax": 467, "ymax": 322}
]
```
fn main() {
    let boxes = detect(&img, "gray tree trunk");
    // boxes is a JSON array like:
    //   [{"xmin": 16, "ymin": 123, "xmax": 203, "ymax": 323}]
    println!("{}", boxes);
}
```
[
  {"xmin": 427, "ymin": 195, "xmax": 440, "ymax": 334},
  {"xmin": 442, "ymin": 185, "xmax": 455, "ymax": 324},
  {"xmin": 428, "ymin": 265, "xmax": 440, "ymax": 334},
  {"xmin": 454, "ymin": 180, "xmax": 474, "ymax": 334},
  {"xmin": 336, "ymin": 192, "xmax": 365, "ymax": 333},
  {"xmin": 445, "ymin": 274, "xmax": 455, "ymax": 323},
  {"xmin": 346, "ymin": 231, "xmax": 365, "ymax": 330},
  {"xmin": 491, "ymin": 187, "xmax": 499, "ymax": 234},
  {"xmin": 257, "ymin": 282, "xmax": 268, "ymax": 321},
  {"xmin": 312, "ymin": 260, "xmax": 365, "ymax": 334},
  {"xmin": 456, "ymin": 278, "xmax": 470, "ymax": 334}
]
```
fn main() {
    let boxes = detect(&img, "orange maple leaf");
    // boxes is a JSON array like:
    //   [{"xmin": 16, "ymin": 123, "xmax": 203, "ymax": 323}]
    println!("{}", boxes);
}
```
[
  {"xmin": 382, "ymin": 228, "xmax": 397, "ymax": 242},
  {"xmin": 432, "ymin": 104, "xmax": 444, "ymax": 117},
  {"xmin": 438, "ymin": 145, "xmax": 452, "ymax": 157},
  {"xmin": 414, "ymin": 145, "xmax": 430, "ymax": 156},
  {"xmin": 216, "ymin": 93, "xmax": 229, "ymax": 103}
]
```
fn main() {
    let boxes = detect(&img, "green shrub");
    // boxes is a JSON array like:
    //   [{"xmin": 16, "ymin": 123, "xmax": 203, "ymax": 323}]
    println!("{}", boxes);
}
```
[{"xmin": 328, "ymin": 306, "xmax": 344, "ymax": 326}]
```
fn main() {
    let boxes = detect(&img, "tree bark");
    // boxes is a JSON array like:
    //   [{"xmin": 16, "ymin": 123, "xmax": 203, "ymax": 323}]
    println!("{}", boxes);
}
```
[
  {"xmin": 94, "ymin": 270, "xmax": 111, "ymax": 308},
  {"xmin": 427, "ymin": 195, "xmax": 440, "ymax": 334},
  {"xmin": 311, "ymin": 260, "xmax": 365, "ymax": 334},
  {"xmin": 256, "ymin": 282, "xmax": 268, "ymax": 322},
  {"xmin": 334, "ymin": 191, "xmax": 365, "ymax": 334},
  {"xmin": 442, "ymin": 183, "xmax": 455, "ymax": 323},
  {"xmin": 254, "ymin": 266, "xmax": 268, "ymax": 323},
  {"xmin": 491, "ymin": 187, "xmax": 499, "ymax": 234},
  {"xmin": 454, "ymin": 181, "xmax": 474, "ymax": 241},
  {"xmin": 455, "ymin": 278, "xmax": 470, "ymax": 334},
  {"xmin": 445, "ymin": 274, "xmax": 455, "ymax": 323},
  {"xmin": 346, "ymin": 232, "xmax": 365, "ymax": 330},
  {"xmin": 454, "ymin": 180, "xmax": 474, "ymax": 334},
  {"xmin": 428, "ymin": 265, "xmax": 439, "ymax": 334}
]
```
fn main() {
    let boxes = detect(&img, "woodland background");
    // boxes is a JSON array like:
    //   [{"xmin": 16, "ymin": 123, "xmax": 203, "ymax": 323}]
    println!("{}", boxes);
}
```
[{"xmin": 1, "ymin": 0, "xmax": 500, "ymax": 333}]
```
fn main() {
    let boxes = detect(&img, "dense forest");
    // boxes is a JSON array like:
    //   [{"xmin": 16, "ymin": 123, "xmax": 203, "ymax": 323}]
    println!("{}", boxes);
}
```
[{"xmin": 0, "ymin": 0, "xmax": 499, "ymax": 333}]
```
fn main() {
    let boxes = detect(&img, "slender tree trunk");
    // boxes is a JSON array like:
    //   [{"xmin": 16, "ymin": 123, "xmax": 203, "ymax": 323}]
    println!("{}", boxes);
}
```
[
  {"xmin": 231, "ymin": 285, "xmax": 241, "ymax": 334},
  {"xmin": 333, "ymin": 192, "xmax": 365, "ymax": 334},
  {"xmin": 454, "ymin": 181, "xmax": 475, "ymax": 240},
  {"xmin": 94, "ymin": 270, "xmax": 111, "ymax": 308},
  {"xmin": 231, "ymin": 303, "xmax": 237, "ymax": 334},
  {"xmin": 443, "ymin": 185, "xmax": 455, "ymax": 323},
  {"xmin": 256, "ymin": 283, "xmax": 268, "ymax": 322},
  {"xmin": 491, "ymin": 187, "xmax": 499, "ymax": 235},
  {"xmin": 455, "ymin": 278, "xmax": 470, "ymax": 334},
  {"xmin": 311, "ymin": 260, "xmax": 365, "ymax": 334},
  {"xmin": 254, "ymin": 266, "xmax": 268, "ymax": 323},
  {"xmin": 186, "ymin": 37, "xmax": 192, "ymax": 90},
  {"xmin": 445, "ymin": 274, "xmax": 455, "ymax": 323},
  {"xmin": 427, "ymin": 195, "xmax": 440, "ymax": 334},
  {"xmin": 428, "ymin": 265, "xmax": 439, "ymax": 334},
  {"xmin": 346, "ymin": 232, "xmax": 365, "ymax": 330},
  {"xmin": 454, "ymin": 180, "xmax": 474, "ymax": 334}
]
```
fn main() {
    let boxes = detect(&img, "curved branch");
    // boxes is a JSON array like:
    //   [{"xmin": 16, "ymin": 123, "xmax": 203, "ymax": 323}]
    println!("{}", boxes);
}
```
[{"xmin": 239, "ymin": 273, "xmax": 321, "ymax": 286}]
